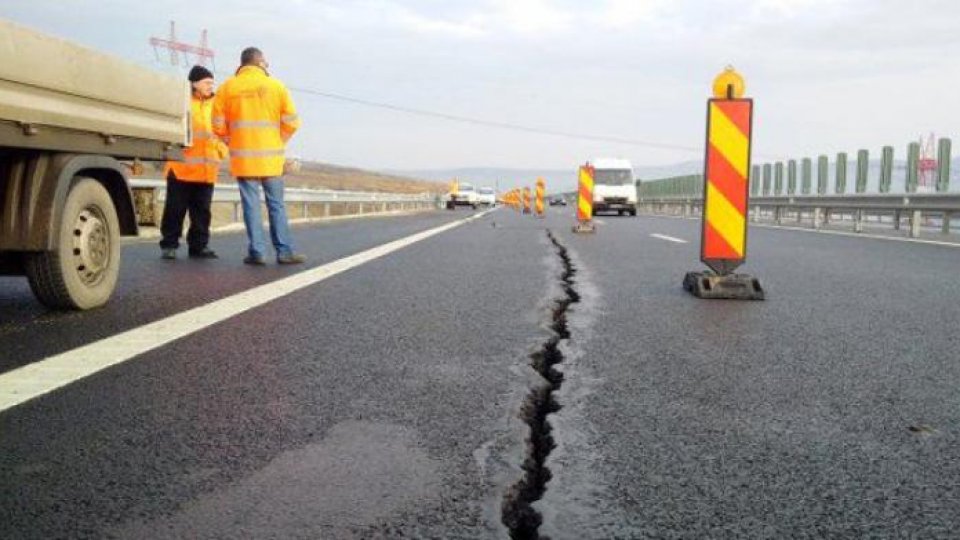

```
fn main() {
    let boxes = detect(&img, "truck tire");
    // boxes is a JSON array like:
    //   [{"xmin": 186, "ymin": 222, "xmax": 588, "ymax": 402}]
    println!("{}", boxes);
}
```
[{"xmin": 25, "ymin": 177, "xmax": 121, "ymax": 310}]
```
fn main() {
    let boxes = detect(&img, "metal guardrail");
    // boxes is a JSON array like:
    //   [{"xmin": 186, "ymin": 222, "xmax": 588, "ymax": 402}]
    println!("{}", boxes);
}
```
[
  {"xmin": 129, "ymin": 178, "xmax": 437, "ymax": 204},
  {"xmin": 637, "ymin": 192, "xmax": 960, "ymax": 237},
  {"xmin": 128, "ymin": 178, "xmax": 441, "ymax": 226},
  {"xmin": 637, "ymin": 138, "xmax": 959, "ymax": 238}
]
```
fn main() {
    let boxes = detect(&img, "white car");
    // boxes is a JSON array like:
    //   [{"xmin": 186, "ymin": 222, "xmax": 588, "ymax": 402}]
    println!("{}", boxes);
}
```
[{"xmin": 477, "ymin": 187, "xmax": 497, "ymax": 207}]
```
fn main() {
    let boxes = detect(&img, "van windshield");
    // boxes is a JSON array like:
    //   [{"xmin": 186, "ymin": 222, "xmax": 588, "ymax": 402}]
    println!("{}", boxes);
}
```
[{"xmin": 594, "ymin": 169, "xmax": 633, "ymax": 186}]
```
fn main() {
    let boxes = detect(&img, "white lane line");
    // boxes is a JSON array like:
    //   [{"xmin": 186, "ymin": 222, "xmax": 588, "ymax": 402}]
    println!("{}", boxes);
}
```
[
  {"xmin": 755, "ymin": 223, "xmax": 960, "ymax": 248},
  {"xmin": 639, "ymin": 214, "xmax": 960, "ymax": 249},
  {"xmin": 0, "ymin": 210, "xmax": 494, "ymax": 414},
  {"xmin": 650, "ymin": 233, "xmax": 688, "ymax": 244}
]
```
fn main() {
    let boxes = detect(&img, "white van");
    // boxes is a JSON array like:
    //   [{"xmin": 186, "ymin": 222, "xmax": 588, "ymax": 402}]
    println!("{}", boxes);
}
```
[
  {"xmin": 477, "ymin": 187, "xmax": 497, "ymax": 207},
  {"xmin": 591, "ymin": 158, "xmax": 637, "ymax": 216}
]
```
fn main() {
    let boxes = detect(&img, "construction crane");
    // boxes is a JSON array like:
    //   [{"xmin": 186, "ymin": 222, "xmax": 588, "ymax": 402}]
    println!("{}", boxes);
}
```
[{"xmin": 149, "ymin": 21, "xmax": 215, "ymax": 70}]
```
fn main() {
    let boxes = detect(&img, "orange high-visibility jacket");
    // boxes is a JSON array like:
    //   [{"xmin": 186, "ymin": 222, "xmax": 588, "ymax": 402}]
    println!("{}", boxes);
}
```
[
  {"xmin": 165, "ymin": 95, "xmax": 227, "ymax": 183},
  {"xmin": 211, "ymin": 66, "xmax": 301, "ymax": 178}
]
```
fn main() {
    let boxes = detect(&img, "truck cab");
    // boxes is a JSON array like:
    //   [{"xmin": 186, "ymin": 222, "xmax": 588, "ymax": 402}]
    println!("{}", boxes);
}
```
[{"xmin": 591, "ymin": 158, "xmax": 637, "ymax": 216}]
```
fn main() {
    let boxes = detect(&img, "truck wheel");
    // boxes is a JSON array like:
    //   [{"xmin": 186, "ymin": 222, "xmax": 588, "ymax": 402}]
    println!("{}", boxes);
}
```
[{"xmin": 26, "ymin": 177, "xmax": 121, "ymax": 310}]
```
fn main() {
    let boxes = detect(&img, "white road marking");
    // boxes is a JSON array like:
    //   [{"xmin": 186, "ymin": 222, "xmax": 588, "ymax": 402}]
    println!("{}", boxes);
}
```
[
  {"xmin": 640, "ymin": 214, "xmax": 960, "ymax": 249},
  {"xmin": 650, "ymin": 233, "xmax": 688, "ymax": 244},
  {"xmin": 593, "ymin": 219, "xmax": 607, "ymax": 225},
  {"xmin": 0, "ymin": 210, "xmax": 494, "ymax": 414},
  {"xmin": 755, "ymin": 223, "xmax": 960, "ymax": 248}
]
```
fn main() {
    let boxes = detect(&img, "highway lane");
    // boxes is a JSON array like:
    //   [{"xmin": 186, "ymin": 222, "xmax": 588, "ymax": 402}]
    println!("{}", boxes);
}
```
[
  {"xmin": 540, "ymin": 211, "xmax": 960, "ymax": 538},
  {"xmin": 0, "ymin": 207, "xmax": 560, "ymax": 538},
  {"xmin": 0, "ymin": 211, "xmax": 473, "ymax": 374},
  {"xmin": 2, "ymin": 205, "xmax": 959, "ymax": 538}
]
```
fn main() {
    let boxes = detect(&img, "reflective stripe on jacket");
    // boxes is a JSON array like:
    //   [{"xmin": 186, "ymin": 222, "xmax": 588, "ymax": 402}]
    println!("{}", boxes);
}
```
[
  {"xmin": 165, "ymin": 96, "xmax": 226, "ymax": 183},
  {"xmin": 211, "ymin": 66, "xmax": 301, "ymax": 178}
]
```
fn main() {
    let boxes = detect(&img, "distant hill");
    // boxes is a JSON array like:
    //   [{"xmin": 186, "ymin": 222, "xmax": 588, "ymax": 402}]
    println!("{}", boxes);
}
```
[
  {"xmin": 134, "ymin": 160, "xmax": 446, "ymax": 194},
  {"xmin": 286, "ymin": 162, "xmax": 447, "ymax": 194}
]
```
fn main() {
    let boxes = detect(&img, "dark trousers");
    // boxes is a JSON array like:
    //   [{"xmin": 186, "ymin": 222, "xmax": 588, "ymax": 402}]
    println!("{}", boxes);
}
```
[{"xmin": 159, "ymin": 172, "xmax": 214, "ymax": 252}]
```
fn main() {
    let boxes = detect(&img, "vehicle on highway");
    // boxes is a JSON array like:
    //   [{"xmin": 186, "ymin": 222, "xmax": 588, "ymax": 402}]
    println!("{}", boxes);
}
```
[
  {"xmin": 477, "ymin": 186, "xmax": 497, "ymax": 207},
  {"xmin": 446, "ymin": 180, "xmax": 479, "ymax": 209},
  {"xmin": 0, "ymin": 20, "xmax": 189, "ymax": 310},
  {"xmin": 549, "ymin": 197, "xmax": 567, "ymax": 206},
  {"xmin": 591, "ymin": 157, "xmax": 637, "ymax": 216}
]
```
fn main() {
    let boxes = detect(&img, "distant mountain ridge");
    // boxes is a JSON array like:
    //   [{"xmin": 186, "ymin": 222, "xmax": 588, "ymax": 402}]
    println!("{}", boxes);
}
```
[{"xmin": 387, "ymin": 156, "xmax": 960, "ymax": 194}]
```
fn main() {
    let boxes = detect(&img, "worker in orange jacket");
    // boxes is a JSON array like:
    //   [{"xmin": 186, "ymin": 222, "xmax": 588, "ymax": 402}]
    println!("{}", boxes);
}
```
[
  {"xmin": 160, "ymin": 65, "xmax": 227, "ymax": 260},
  {"xmin": 212, "ymin": 47, "xmax": 305, "ymax": 265}
]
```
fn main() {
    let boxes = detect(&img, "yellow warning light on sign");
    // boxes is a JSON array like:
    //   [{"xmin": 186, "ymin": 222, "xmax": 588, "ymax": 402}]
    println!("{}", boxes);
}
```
[{"xmin": 712, "ymin": 66, "xmax": 745, "ymax": 99}]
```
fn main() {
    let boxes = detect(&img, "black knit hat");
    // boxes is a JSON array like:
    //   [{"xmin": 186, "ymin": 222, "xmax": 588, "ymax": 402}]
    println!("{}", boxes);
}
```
[{"xmin": 188, "ymin": 65, "xmax": 214, "ymax": 82}]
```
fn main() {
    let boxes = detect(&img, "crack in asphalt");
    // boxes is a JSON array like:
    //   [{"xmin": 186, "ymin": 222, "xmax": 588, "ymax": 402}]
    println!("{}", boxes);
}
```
[{"xmin": 501, "ymin": 230, "xmax": 580, "ymax": 540}]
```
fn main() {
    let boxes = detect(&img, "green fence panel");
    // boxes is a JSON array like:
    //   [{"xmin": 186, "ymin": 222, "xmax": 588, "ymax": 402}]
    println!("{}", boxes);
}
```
[
  {"xmin": 762, "ymin": 163, "xmax": 772, "ymax": 196},
  {"xmin": 817, "ymin": 155, "xmax": 828, "ymax": 195},
  {"xmin": 906, "ymin": 142, "xmax": 920, "ymax": 193},
  {"xmin": 787, "ymin": 160, "xmax": 797, "ymax": 195},
  {"xmin": 774, "ymin": 162, "xmax": 784, "ymax": 195},
  {"xmin": 880, "ymin": 146, "xmax": 893, "ymax": 193},
  {"xmin": 801, "ymin": 158, "xmax": 812, "ymax": 194},
  {"xmin": 937, "ymin": 138, "xmax": 952, "ymax": 192},
  {"xmin": 856, "ymin": 150, "xmax": 868, "ymax": 193},
  {"xmin": 835, "ymin": 152, "xmax": 847, "ymax": 194}
]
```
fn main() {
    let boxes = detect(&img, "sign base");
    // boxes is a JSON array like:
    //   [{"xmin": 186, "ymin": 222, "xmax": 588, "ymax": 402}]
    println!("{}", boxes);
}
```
[
  {"xmin": 572, "ymin": 222, "xmax": 595, "ymax": 234},
  {"xmin": 683, "ymin": 271, "xmax": 764, "ymax": 301}
]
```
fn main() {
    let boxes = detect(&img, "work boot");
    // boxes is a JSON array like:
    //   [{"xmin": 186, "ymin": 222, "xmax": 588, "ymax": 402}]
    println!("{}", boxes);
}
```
[
  {"xmin": 188, "ymin": 248, "xmax": 219, "ymax": 259},
  {"xmin": 161, "ymin": 248, "xmax": 177, "ymax": 260},
  {"xmin": 243, "ymin": 255, "xmax": 266, "ymax": 266},
  {"xmin": 277, "ymin": 253, "xmax": 307, "ymax": 265}
]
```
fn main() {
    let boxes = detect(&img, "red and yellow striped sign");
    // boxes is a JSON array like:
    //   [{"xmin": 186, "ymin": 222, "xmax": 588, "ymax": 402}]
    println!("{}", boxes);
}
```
[
  {"xmin": 535, "ymin": 178, "xmax": 545, "ymax": 217},
  {"xmin": 701, "ymin": 99, "xmax": 753, "ymax": 274},
  {"xmin": 522, "ymin": 187, "xmax": 532, "ymax": 214},
  {"xmin": 577, "ymin": 165, "xmax": 594, "ymax": 223}
]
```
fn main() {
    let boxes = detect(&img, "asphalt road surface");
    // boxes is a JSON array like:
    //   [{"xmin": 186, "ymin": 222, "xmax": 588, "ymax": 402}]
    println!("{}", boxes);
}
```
[{"xmin": 1, "ymin": 207, "xmax": 958, "ymax": 539}]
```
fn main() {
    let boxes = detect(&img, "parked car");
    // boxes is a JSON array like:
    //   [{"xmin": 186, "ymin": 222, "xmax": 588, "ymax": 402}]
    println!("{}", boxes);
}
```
[{"xmin": 549, "ymin": 197, "xmax": 567, "ymax": 207}]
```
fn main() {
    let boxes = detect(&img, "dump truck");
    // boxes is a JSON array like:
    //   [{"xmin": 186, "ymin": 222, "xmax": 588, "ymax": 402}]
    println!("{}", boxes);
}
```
[{"xmin": 0, "ymin": 19, "xmax": 189, "ymax": 309}]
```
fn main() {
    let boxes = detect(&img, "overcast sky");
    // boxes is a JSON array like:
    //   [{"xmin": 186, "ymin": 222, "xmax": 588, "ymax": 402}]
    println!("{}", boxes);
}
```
[{"xmin": 3, "ymin": 0, "xmax": 959, "ymax": 173}]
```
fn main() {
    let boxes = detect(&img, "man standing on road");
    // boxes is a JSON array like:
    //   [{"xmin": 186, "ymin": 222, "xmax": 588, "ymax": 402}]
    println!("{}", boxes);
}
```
[
  {"xmin": 212, "ymin": 47, "xmax": 306, "ymax": 265},
  {"xmin": 160, "ymin": 65, "xmax": 226, "ymax": 260}
]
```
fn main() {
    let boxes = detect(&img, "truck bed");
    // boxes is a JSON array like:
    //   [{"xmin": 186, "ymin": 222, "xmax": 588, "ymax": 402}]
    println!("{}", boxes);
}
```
[{"xmin": 0, "ymin": 19, "xmax": 188, "ymax": 159}]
